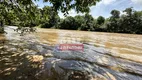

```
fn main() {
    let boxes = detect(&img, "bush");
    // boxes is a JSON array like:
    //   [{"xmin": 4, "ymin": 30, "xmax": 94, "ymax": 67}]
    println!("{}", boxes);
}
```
[
  {"xmin": 40, "ymin": 22, "xmax": 52, "ymax": 28},
  {"xmin": 0, "ymin": 27, "xmax": 4, "ymax": 33}
]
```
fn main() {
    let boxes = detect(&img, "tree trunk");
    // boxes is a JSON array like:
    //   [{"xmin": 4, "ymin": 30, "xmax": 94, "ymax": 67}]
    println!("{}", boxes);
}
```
[{"xmin": 0, "ymin": 20, "xmax": 4, "ymax": 33}]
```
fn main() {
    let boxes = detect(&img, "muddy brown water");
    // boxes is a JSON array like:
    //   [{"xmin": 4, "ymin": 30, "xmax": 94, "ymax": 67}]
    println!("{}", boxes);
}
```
[
  {"xmin": 36, "ymin": 28, "xmax": 142, "ymax": 63},
  {"xmin": 0, "ymin": 26, "xmax": 142, "ymax": 80}
]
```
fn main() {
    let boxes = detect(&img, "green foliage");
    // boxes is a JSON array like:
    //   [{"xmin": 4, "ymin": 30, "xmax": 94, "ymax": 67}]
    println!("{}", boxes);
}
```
[
  {"xmin": 0, "ymin": 27, "xmax": 4, "ymax": 33},
  {"xmin": 74, "ymin": 15, "xmax": 86, "ymax": 30},
  {"xmin": 0, "ymin": 0, "xmax": 100, "ymax": 34},
  {"xmin": 106, "ymin": 7, "xmax": 142, "ymax": 34},
  {"xmin": 58, "ymin": 14, "xmax": 95, "ymax": 31},
  {"xmin": 110, "ymin": 10, "xmax": 120, "ymax": 18},
  {"xmin": 0, "ymin": 16, "xmax": 4, "ymax": 33},
  {"xmin": 55, "ymin": 7, "xmax": 142, "ymax": 34},
  {"xmin": 81, "ymin": 14, "xmax": 94, "ymax": 31},
  {"xmin": 44, "ymin": 0, "xmax": 100, "ymax": 13},
  {"xmin": 97, "ymin": 16, "xmax": 105, "ymax": 25},
  {"xmin": 107, "ymin": 10, "xmax": 120, "ymax": 32},
  {"xmin": 59, "ymin": 16, "xmax": 77, "ymax": 30},
  {"xmin": 40, "ymin": 6, "xmax": 60, "ymax": 28},
  {"xmin": 0, "ymin": 0, "xmax": 142, "ymax": 34}
]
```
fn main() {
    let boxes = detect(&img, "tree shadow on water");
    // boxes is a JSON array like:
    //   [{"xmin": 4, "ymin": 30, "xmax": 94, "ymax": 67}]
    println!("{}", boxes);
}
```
[{"xmin": 0, "ymin": 40, "xmax": 42, "ymax": 80}]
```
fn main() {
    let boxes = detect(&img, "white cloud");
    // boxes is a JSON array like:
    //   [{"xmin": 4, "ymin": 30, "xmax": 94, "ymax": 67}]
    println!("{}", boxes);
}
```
[
  {"xmin": 58, "ymin": 12, "xmax": 65, "ymax": 18},
  {"xmin": 131, "ymin": 0, "xmax": 142, "ymax": 5},
  {"xmin": 58, "ymin": 9, "xmax": 84, "ymax": 18},
  {"xmin": 120, "ymin": 11, "xmax": 126, "ymax": 15},
  {"xmin": 68, "ymin": 10, "xmax": 78, "ymax": 17},
  {"xmin": 100, "ymin": 0, "xmax": 116, "ymax": 5}
]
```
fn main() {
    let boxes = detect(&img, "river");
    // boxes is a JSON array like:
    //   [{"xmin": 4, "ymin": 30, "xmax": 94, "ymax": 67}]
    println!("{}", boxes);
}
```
[{"xmin": 0, "ymin": 26, "xmax": 142, "ymax": 80}]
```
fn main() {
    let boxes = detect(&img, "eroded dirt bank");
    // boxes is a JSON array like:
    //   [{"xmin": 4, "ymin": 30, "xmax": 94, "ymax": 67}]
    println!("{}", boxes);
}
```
[{"xmin": 0, "ymin": 26, "xmax": 142, "ymax": 80}]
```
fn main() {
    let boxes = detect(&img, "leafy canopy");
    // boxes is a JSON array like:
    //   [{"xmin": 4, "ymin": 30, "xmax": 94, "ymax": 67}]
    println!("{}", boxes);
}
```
[
  {"xmin": 43, "ymin": 0, "xmax": 100, "ymax": 13},
  {"xmin": 1, "ymin": 0, "xmax": 100, "ymax": 13}
]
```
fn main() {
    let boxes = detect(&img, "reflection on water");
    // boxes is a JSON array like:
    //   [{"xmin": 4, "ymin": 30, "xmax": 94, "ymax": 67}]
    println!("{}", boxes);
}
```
[
  {"xmin": 0, "ymin": 40, "xmax": 42, "ymax": 80},
  {"xmin": 0, "ymin": 27, "xmax": 43, "ymax": 80},
  {"xmin": 1, "ymin": 27, "xmax": 142, "ymax": 80},
  {"xmin": 0, "ymin": 34, "xmax": 5, "ymax": 45},
  {"xmin": 36, "ymin": 29, "xmax": 142, "ymax": 62},
  {"xmin": 36, "ymin": 32, "xmax": 58, "ymax": 46},
  {"xmin": 0, "ymin": 34, "xmax": 5, "ymax": 40}
]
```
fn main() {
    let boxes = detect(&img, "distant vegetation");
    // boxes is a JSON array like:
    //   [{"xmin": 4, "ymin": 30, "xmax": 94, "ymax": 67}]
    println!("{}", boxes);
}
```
[
  {"xmin": 40, "ymin": 7, "xmax": 142, "ymax": 34},
  {"xmin": 0, "ymin": 0, "xmax": 142, "ymax": 34},
  {"xmin": 0, "ymin": 0, "xmax": 100, "ymax": 33},
  {"xmin": 55, "ymin": 7, "xmax": 142, "ymax": 34}
]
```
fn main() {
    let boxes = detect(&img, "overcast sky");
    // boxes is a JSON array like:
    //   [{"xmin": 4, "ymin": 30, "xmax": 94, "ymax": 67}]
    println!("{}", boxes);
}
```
[{"xmin": 33, "ymin": 0, "xmax": 142, "ymax": 18}]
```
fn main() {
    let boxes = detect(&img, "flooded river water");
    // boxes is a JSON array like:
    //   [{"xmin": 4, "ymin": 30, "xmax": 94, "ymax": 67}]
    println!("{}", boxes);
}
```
[{"xmin": 0, "ymin": 26, "xmax": 142, "ymax": 80}]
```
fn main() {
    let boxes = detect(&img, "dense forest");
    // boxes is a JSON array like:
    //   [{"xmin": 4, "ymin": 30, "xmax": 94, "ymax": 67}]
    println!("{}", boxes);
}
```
[
  {"xmin": 0, "ymin": 0, "xmax": 142, "ymax": 34},
  {"xmin": 56, "ymin": 8, "xmax": 142, "ymax": 34}
]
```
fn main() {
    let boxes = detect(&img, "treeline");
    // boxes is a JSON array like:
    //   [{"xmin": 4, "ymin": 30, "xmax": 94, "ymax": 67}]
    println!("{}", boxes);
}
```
[
  {"xmin": 39, "ymin": 7, "xmax": 142, "ymax": 34},
  {"xmin": 52, "ymin": 7, "xmax": 141, "ymax": 34},
  {"xmin": 1, "ymin": 5, "xmax": 142, "ymax": 34},
  {"xmin": 1, "ymin": 0, "xmax": 101, "ymax": 33}
]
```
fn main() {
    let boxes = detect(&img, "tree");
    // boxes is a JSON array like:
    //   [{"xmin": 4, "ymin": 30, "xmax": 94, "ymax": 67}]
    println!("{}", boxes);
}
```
[
  {"xmin": 60, "ymin": 16, "xmax": 77, "ymax": 30},
  {"xmin": 0, "ymin": 0, "xmax": 100, "ymax": 33},
  {"xmin": 40, "ymin": 6, "xmax": 60, "ymax": 28},
  {"xmin": 107, "ymin": 10, "xmax": 120, "ymax": 32},
  {"xmin": 58, "ymin": 14, "xmax": 95, "ymax": 31},
  {"xmin": 94, "ymin": 16, "xmax": 105, "ymax": 31},
  {"xmin": 110, "ymin": 10, "xmax": 120, "ymax": 18},
  {"xmin": 43, "ymin": 0, "xmax": 100, "ymax": 13},
  {"xmin": 132, "ymin": 11, "xmax": 142, "ymax": 34},
  {"xmin": 120, "ymin": 8, "xmax": 142, "ymax": 34},
  {"xmin": 124, "ymin": 7, "xmax": 133, "ymax": 17},
  {"xmin": 74, "ymin": 15, "xmax": 85, "ymax": 30},
  {"xmin": 81, "ymin": 14, "xmax": 94, "ymax": 31},
  {"xmin": 97, "ymin": 16, "xmax": 105, "ymax": 25},
  {"xmin": 106, "ymin": 7, "xmax": 142, "ymax": 34},
  {"xmin": 0, "ymin": 0, "xmax": 37, "ymax": 29}
]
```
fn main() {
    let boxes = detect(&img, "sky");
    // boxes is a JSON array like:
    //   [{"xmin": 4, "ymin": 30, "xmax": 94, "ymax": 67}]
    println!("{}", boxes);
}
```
[{"xmin": 33, "ymin": 0, "xmax": 142, "ymax": 18}]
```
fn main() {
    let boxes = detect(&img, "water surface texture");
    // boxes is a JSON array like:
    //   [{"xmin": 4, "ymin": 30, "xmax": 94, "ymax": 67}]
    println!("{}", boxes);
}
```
[{"xmin": 0, "ymin": 26, "xmax": 142, "ymax": 80}]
